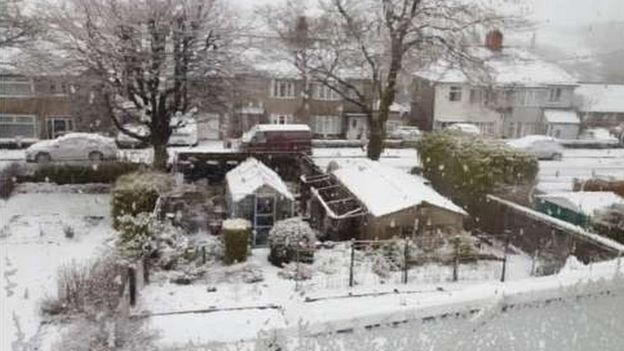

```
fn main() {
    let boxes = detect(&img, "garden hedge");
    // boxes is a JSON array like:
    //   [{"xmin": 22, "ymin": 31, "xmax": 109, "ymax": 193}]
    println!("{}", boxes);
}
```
[
  {"xmin": 30, "ymin": 162, "xmax": 140, "ymax": 185},
  {"xmin": 222, "ymin": 219, "xmax": 251, "ymax": 264},
  {"xmin": 415, "ymin": 131, "xmax": 538, "ymax": 220}
]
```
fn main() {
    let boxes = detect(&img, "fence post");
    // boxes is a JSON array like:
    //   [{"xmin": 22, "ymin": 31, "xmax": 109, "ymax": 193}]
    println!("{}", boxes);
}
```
[
  {"xmin": 403, "ymin": 236, "xmax": 409, "ymax": 284},
  {"xmin": 452, "ymin": 239, "xmax": 459, "ymax": 282},
  {"xmin": 349, "ymin": 239, "xmax": 355, "ymax": 288},
  {"xmin": 295, "ymin": 241, "xmax": 301, "ymax": 291},
  {"xmin": 501, "ymin": 230, "xmax": 511, "ymax": 283},
  {"xmin": 202, "ymin": 246, "xmax": 207, "ymax": 264},
  {"xmin": 530, "ymin": 249, "xmax": 539, "ymax": 277},
  {"xmin": 128, "ymin": 266, "xmax": 136, "ymax": 306},
  {"xmin": 143, "ymin": 257, "xmax": 150, "ymax": 285}
]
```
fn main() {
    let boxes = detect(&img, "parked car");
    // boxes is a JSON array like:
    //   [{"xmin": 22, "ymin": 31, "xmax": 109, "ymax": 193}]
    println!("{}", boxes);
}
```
[
  {"xmin": 25, "ymin": 133, "xmax": 118, "ymax": 163},
  {"xmin": 115, "ymin": 118, "xmax": 199, "ymax": 148},
  {"xmin": 388, "ymin": 126, "xmax": 422, "ymax": 141},
  {"xmin": 445, "ymin": 123, "xmax": 481, "ymax": 135},
  {"xmin": 240, "ymin": 124, "xmax": 312, "ymax": 154},
  {"xmin": 578, "ymin": 128, "xmax": 620, "ymax": 148},
  {"xmin": 506, "ymin": 135, "xmax": 563, "ymax": 160}
]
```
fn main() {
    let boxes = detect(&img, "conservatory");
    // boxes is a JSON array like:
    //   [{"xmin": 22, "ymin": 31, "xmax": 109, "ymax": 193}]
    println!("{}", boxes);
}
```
[{"xmin": 225, "ymin": 158, "xmax": 295, "ymax": 246}]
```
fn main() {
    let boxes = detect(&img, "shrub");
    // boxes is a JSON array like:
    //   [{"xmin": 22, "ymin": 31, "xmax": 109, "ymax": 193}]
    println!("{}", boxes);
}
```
[
  {"xmin": 268, "ymin": 217, "xmax": 316, "ymax": 267},
  {"xmin": 415, "ymin": 131, "xmax": 538, "ymax": 219},
  {"xmin": 30, "ymin": 162, "xmax": 140, "ymax": 185},
  {"xmin": 277, "ymin": 262, "xmax": 313, "ymax": 281},
  {"xmin": 0, "ymin": 162, "xmax": 24, "ymax": 199},
  {"xmin": 592, "ymin": 203, "xmax": 624, "ymax": 244},
  {"xmin": 222, "ymin": 219, "xmax": 251, "ymax": 264},
  {"xmin": 116, "ymin": 212, "xmax": 189, "ymax": 268},
  {"xmin": 43, "ymin": 253, "xmax": 125, "ymax": 316},
  {"xmin": 111, "ymin": 170, "xmax": 173, "ymax": 229}
]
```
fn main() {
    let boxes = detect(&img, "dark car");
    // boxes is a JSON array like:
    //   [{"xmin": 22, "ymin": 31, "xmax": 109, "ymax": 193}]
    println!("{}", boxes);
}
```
[{"xmin": 240, "ymin": 124, "xmax": 312, "ymax": 154}]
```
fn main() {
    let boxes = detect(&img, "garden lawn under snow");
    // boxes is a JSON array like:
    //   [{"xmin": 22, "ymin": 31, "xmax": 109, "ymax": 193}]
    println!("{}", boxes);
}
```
[
  {"xmin": 0, "ymin": 191, "xmax": 113, "ymax": 351},
  {"xmin": 138, "ymin": 243, "xmax": 533, "ymax": 348}
]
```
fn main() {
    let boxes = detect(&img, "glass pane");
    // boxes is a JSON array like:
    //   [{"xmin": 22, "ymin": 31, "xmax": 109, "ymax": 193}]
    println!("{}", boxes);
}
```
[{"xmin": 256, "ymin": 197, "xmax": 274, "ymax": 214}]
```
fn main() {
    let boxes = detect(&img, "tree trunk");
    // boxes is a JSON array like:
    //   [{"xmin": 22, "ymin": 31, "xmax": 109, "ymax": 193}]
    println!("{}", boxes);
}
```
[
  {"xmin": 152, "ymin": 141, "xmax": 168, "ymax": 171},
  {"xmin": 367, "ymin": 117, "xmax": 384, "ymax": 160},
  {"xmin": 151, "ymin": 117, "xmax": 169, "ymax": 171}
]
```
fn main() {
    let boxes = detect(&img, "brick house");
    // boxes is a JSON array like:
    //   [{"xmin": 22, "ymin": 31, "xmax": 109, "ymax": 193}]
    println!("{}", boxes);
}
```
[
  {"xmin": 228, "ymin": 43, "xmax": 409, "ymax": 139},
  {"xmin": 411, "ymin": 31, "xmax": 579, "ymax": 138},
  {"xmin": 0, "ymin": 73, "xmax": 111, "ymax": 145}
]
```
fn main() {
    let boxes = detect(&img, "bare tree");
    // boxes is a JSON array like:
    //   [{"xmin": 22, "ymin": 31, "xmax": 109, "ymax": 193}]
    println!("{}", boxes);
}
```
[
  {"xmin": 36, "ymin": 0, "xmax": 239, "ymax": 169},
  {"xmin": 265, "ymin": 0, "xmax": 507, "ymax": 159},
  {"xmin": 0, "ymin": 0, "xmax": 38, "ymax": 48}
]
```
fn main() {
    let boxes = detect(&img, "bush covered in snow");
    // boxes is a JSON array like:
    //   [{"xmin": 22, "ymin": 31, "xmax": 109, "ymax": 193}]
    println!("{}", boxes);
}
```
[
  {"xmin": 592, "ymin": 203, "xmax": 624, "ymax": 244},
  {"xmin": 222, "ymin": 219, "xmax": 251, "ymax": 264},
  {"xmin": 416, "ymin": 131, "xmax": 538, "ymax": 218},
  {"xmin": 0, "ymin": 162, "xmax": 24, "ymax": 199},
  {"xmin": 31, "ymin": 162, "xmax": 140, "ymax": 185},
  {"xmin": 277, "ymin": 262, "xmax": 313, "ymax": 281},
  {"xmin": 111, "ymin": 170, "xmax": 173, "ymax": 229},
  {"xmin": 116, "ymin": 213, "xmax": 190, "ymax": 269},
  {"xmin": 268, "ymin": 217, "xmax": 316, "ymax": 267}
]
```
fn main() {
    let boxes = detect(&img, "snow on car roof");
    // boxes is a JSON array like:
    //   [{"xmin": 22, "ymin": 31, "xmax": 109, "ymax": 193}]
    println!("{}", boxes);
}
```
[
  {"xmin": 536, "ymin": 191, "xmax": 624, "ymax": 217},
  {"xmin": 254, "ymin": 124, "xmax": 311, "ymax": 132},
  {"xmin": 414, "ymin": 47, "xmax": 577, "ymax": 87},
  {"xmin": 446, "ymin": 123, "xmax": 481, "ymax": 134},
  {"xmin": 331, "ymin": 159, "xmax": 466, "ymax": 218},
  {"xmin": 576, "ymin": 84, "xmax": 624, "ymax": 113},
  {"xmin": 507, "ymin": 135, "xmax": 558, "ymax": 148},
  {"xmin": 57, "ymin": 132, "xmax": 114, "ymax": 142},
  {"xmin": 226, "ymin": 158, "xmax": 294, "ymax": 202},
  {"xmin": 543, "ymin": 110, "xmax": 580, "ymax": 124}
]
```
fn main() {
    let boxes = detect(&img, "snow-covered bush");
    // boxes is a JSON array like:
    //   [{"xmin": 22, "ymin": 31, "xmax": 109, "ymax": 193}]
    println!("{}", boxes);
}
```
[
  {"xmin": 277, "ymin": 262, "xmax": 313, "ymax": 281},
  {"xmin": 592, "ymin": 203, "xmax": 624, "ymax": 244},
  {"xmin": 116, "ymin": 213, "xmax": 189, "ymax": 269},
  {"xmin": 268, "ymin": 217, "xmax": 316, "ymax": 267},
  {"xmin": 0, "ymin": 162, "xmax": 24, "ymax": 199},
  {"xmin": 222, "ymin": 219, "xmax": 251, "ymax": 264},
  {"xmin": 111, "ymin": 170, "xmax": 172, "ymax": 229}
]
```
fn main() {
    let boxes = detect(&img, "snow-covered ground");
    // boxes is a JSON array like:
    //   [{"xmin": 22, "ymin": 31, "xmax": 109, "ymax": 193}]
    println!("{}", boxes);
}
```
[
  {"xmin": 0, "ymin": 191, "xmax": 113, "ymax": 351},
  {"xmin": 138, "ymin": 242, "xmax": 533, "ymax": 348}
]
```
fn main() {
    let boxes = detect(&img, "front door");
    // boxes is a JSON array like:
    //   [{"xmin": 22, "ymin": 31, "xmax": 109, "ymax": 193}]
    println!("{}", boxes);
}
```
[
  {"xmin": 346, "ymin": 116, "xmax": 367, "ymax": 140},
  {"xmin": 254, "ymin": 195, "xmax": 275, "ymax": 246}
]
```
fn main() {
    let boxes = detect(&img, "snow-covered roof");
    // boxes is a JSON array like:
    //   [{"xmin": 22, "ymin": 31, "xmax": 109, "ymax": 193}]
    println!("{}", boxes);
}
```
[
  {"xmin": 543, "ymin": 109, "xmax": 580, "ymax": 124},
  {"xmin": 415, "ymin": 47, "xmax": 577, "ymax": 87},
  {"xmin": 576, "ymin": 84, "xmax": 624, "ymax": 113},
  {"xmin": 331, "ymin": 160, "xmax": 467, "ymax": 218},
  {"xmin": 536, "ymin": 191, "xmax": 624, "ymax": 217},
  {"xmin": 226, "ymin": 158, "xmax": 294, "ymax": 202}
]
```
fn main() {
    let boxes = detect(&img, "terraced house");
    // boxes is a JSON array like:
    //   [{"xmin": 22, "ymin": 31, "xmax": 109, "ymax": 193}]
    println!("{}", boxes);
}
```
[{"xmin": 0, "ymin": 72, "xmax": 111, "ymax": 146}]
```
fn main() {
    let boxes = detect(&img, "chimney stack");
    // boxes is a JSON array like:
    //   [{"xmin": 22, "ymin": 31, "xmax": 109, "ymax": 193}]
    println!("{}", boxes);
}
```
[{"xmin": 485, "ymin": 30, "xmax": 503, "ymax": 51}]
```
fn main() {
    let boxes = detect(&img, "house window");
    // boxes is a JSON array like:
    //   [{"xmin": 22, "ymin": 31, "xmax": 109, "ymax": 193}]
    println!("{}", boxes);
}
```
[
  {"xmin": 0, "ymin": 77, "xmax": 33, "ymax": 96},
  {"xmin": 549, "ymin": 87, "xmax": 562, "ymax": 102},
  {"xmin": 269, "ymin": 114, "xmax": 292, "ymax": 125},
  {"xmin": 312, "ymin": 83, "xmax": 340, "ymax": 101},
  {"xmin": 469, "ymin": 89, "xmax": 482, "ymax": 104},
  {"xmin": 46, "ymin": 116, "xmax": 74, "ymax": 139},
  {"xmin": 0, "ymin": 114, "xmax": 36, "ymax": 139},
  {"xmin": 449, "ymin": 86, "xmax": 462, "ymax": 102},
  {"xmin": 271, "ymin": 80, "xmax": 296, "ymax": 99},
  {"xmin": 313, "ymin": 115, "xmax": 341, "ymax": 136}
]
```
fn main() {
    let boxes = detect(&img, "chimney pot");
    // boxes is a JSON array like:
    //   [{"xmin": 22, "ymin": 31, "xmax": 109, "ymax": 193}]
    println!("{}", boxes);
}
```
[{"xmin": 485, "ymin": 30, "xmax": 503, "ymax": 51}]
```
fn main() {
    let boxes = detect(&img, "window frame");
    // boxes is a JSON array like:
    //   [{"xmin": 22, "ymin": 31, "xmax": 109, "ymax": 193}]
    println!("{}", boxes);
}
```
[
  {"xmin": 271, "ymin": 79, "xmax": 296, "ymax": 99},
  {"xmin": 449, "ymin": 86, "xmax": 462, "ymax": 102}
]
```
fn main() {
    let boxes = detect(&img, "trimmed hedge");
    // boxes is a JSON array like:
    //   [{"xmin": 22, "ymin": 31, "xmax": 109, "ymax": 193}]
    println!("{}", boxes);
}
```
[
  {"xmin": 222, "ymin": 219, "xmax": 251, "ymax": 264},
  {"xmin": 29, "ymin": 162, "xmax": 140, "ymax": 185},
  {"xmin": 111, "ymin": 170, "xmax": 173, "ymax": 229},
  {"xmin": 416, "ymin": 131, "xmax": 538, "ymax": 219}
]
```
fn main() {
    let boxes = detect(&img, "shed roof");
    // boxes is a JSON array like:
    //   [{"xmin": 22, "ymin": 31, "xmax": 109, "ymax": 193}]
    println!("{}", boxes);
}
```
[
  {"xmin": 331, "ymin": 160, "xmax": 467, "ymax": 218},
  {"xmin": 226, "ymin": 158, "xmax": 294, "ymax": 202},
  {"xmin": 536, "ymin": 191, "xmax": 624, "ymax": 217},
  {"xmin": 543, "ymin": 110, "xmax": 580, "ymax": 124}
]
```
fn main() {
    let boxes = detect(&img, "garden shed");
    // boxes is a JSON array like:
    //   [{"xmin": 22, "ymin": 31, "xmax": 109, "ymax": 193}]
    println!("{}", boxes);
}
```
[
  {"xmin": 536, "ymin": 191, "xmax": 624, "ymax": 227},
  {"xmin": 322, "ymin": 159, "xmax": 467, "ymax": 240},
  {"xmin": 225, "ymin": 158, "xmax": 295, "ymax": 246}
]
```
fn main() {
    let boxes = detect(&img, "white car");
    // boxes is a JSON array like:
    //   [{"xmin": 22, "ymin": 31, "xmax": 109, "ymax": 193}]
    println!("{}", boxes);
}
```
[
  {"xmin": 506, "ymin": 135, "xmax": 563, "ymax": 160},
  {"xmin": 445, "ymin": 123, "xmax": 481, "ymax": 135},
  {"xmin": 25, "ymin": 133, "xmax": 118, "ymax": 163},
  {"xmin": 116, "ymin": 118, "xmax": 199, "ymax": 148},
  {"xmin": 388, "ymin": 126, "xmax": 422, "ymax": 141}
]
